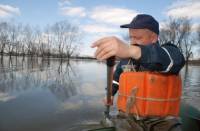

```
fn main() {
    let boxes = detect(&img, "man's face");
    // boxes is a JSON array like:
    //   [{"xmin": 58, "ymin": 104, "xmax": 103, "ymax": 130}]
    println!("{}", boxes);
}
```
[{"xmin": 129, "ymin": 29, "xmax": 158, "ymax": 45}]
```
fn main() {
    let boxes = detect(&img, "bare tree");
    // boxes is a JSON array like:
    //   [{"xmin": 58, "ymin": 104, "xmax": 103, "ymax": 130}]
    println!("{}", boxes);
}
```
[
  {"xmin": 65, "ymin": 26, "xmax": 80, "ymax": 58},
  {"xmin": 14, "ymin": 23, "xmax": 23, "ymax": 56},
  {"xmin": 20, "ymin": 25, "xmax": 29, "ymax": 58},
  {"xmin": 0, "ymin": 20, "xmax": 81, "ymax": 59},
  {"xmin": 197, "ymin": 25, "xmax": 200, "ymax": 43},
  {"xmin": 6, "ymin": 23, "xmax": 20, "ymax": 57},
  {"xmin": 39, "ymin": 40, "xmax": 45, "ymax": 57},
  {"xmin": 51, "ymin": 20, "xmax": 80, "ymax": 59},
  {"xmin": 160, "ymin": 17, "xmax": 193, "ymax": 63},
  {"xmin": 52, "ymin": 21, "xmax": 66, "ymax": 58},
  {"xmin": 23, "ymin": 25, "xmax": 37, "ymax": 57},
  {"xmin": 0, "ymin": 22, "xmax": 9, "ymax": 57},
  {"xmin": 182, "ymin": 37, "xmax": 193, "ymax": 64},
  {"xmin": 196, "ymin": 25, "xmax": 200, "ymax": 59},
  {"xmin": 43, "ymin": 25, "xmax": 53, "ymax": 58},
  {"xmin": 34, "ymin": 26, "xmax": 42, "ymax": 57}
]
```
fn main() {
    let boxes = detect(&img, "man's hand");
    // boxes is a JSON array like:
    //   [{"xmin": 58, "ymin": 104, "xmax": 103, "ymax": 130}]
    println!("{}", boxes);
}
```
[
  {"xmin": 103, "ymin": 96, "xmax": 114, "ymax": 106},
  {"xmin": 91, "ymin": 36, "xmax": 141, "ymax": 60}
]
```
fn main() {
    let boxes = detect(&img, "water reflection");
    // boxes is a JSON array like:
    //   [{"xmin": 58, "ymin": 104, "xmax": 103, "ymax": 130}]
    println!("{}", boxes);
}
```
[
  {"xmin": 0, "ymin": 56, "xmax": 199, "ymax": 131},
  {"xmin": 181, "ymin": 66, "xmax": 200, "ymax": 110},
  {"xmin": 0, "ymin": 57, "xmax": 78, "ymax": 102},
  {"xmin": 0, "ymin": 56, "xmax": 108, "ymax": 131}
]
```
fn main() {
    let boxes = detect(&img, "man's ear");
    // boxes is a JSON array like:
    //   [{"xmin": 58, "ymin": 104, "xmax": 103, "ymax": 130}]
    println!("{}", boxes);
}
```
[{"xmin": 151, "ymin": 33, "xmax": 158, "ymax": 43}]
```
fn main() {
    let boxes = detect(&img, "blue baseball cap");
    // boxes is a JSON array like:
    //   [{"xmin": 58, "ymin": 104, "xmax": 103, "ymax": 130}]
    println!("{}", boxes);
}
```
[{"xmin": 120, "ymin": 14, "xmax": 159, "ymax": 35}]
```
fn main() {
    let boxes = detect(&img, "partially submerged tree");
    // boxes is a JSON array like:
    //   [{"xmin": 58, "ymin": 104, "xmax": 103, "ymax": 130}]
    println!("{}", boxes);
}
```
[
  {"xmin": 0, "ymin": 22, "xmax": 9, "ymax": 57},
  {"xmin": 0, "ymin": 20, "xmax": 81, "ymax": 59},
  {"xmin": 196, "ymin": 25, "xmax": 200, "ymax": 59},
  {"xmin": 51, "ymin": 20, "xmax": 81, "ymax": 59},
  {"xmin": 160, "ymin": 17, "xmax": 193, "ymax": 64}
]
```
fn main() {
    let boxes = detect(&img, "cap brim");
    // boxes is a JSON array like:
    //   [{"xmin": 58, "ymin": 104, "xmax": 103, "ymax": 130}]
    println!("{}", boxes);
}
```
[
  {"xmin": 120, "ymin": 24, "xmax": 148, "ymax": 30},
  {"xmin": 120, "ymin": 24, "xmax": 132, "ymax": 28}
]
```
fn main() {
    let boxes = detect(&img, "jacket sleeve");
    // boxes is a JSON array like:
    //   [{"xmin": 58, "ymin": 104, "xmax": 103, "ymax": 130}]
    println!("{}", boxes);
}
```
[{"xmin": 138, "ymin": 42, "xmax": 185, "ymax": 74}]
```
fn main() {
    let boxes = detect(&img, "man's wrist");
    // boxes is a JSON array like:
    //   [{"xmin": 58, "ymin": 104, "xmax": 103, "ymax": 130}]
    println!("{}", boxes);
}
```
[{"xmin": 128, "ymin": 45, "xmax": 141, "ymax": 60}]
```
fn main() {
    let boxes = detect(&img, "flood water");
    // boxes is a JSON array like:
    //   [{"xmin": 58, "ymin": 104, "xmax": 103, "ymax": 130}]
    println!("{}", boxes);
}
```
[{"xmin": 0, "ymin": 56, "xmax": 199, "ymax": 131}]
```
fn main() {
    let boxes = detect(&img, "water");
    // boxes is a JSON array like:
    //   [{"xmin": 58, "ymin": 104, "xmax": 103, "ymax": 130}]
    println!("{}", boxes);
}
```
[
  {"xmin": 0, "ymin": 56, "xmax": 199, "ymax": 131},
  {"xmin": 181, "ymin": 66, "xmax": 200, "ymax": 110}
]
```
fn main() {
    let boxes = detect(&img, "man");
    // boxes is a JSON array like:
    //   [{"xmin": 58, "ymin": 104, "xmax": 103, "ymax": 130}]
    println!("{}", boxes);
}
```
[{"xmin": 91, "ymin": 14, "xmax": 185, "ymax": 131}]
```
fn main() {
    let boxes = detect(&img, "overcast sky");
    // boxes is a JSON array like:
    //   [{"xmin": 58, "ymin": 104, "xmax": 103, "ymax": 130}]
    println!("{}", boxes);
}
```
[{"xmin": 0, "ymin": 0, "xmax": 200, "ymax": 56}]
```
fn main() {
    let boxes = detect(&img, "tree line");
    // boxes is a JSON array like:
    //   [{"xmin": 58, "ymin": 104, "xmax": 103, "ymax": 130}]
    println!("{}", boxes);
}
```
[
  {"xmin": 1, "ymin": 17, "xmax": 200, "ymax": 63},
  {"xmin": 0, "ymin": 20, "xmax": 82, "ymax": 60}
]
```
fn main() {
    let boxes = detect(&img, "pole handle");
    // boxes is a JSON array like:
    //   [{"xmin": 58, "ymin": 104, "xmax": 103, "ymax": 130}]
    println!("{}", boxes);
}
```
[{"xmin": 106, "ymin": 56, "xmax": 115, "ymax": 67}]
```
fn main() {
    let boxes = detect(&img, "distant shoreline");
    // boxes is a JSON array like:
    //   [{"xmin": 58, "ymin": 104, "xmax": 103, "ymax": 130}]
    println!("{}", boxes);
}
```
[
  {"xmin": 188, "ymin": 60, "xmax": 200, "ymax": 65},
  {"xmin": 1, "ymin": 55, "xmax": 200, "ymax": 65},
  {"xmin": 0, "ymin": 54, "xmax": 96, "ymax": 60}
]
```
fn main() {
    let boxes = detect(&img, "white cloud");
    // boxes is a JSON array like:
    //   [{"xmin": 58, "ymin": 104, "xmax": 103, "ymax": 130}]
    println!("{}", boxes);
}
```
[
  {"xmin": 166, "ymin": 0, "xmax": 200, "ymax": 18},
  {"xmin": 159, "ymin": 21, "xmax": 168, "ymax": 29},
  {"xmin": 90, "ymin": 6, "xmax": 138, "ymax": 25},
  {"xmin": 82, "ymin": 24, "xmax": 120, "ymax": 33},
  {"xmin": 58, "ymin": 0, "xmax": 72, "ymax": 6},
  {"xmin": 60, "ymin": 6, "xmax": 86, "ymax": 17},
  {"xmin": 59, "ymin": 5, "xmax": 138, "ymax": 24},
  {"xmin": 159, "ymin": 21, "xmax": 199, "ymax": 32},
  {"xmin": 0, "ymin": 4, "xmax": 20, "ymax": 17}
]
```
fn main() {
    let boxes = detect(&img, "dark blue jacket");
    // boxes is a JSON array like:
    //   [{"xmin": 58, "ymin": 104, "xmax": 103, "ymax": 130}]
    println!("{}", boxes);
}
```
[{"xmin": 112, "ymin": 42, "xmax": 185, "ymax": 96}]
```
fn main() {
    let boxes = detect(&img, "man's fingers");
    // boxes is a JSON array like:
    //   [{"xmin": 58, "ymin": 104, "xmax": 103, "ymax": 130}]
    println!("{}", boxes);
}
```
[
  {"xmin": 95, "ymin": 42, "xmax": 111, "ymax": 57},
  {"xmin": 99, "ymin": 50, "xmax": 115, "ymax": 60},
  {"xmin": 96, "ymin": 45, "xmax": 113, "ymax": 59},
  {"xmin": 91, "ymin": 36, "xmax": 124, "ymax": 59},
  {"xmin": 91, "ymin": 37, "xmax": 112, "ymax": 48}
]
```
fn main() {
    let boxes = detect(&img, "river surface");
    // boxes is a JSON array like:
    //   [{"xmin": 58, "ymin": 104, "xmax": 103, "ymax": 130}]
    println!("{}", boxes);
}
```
[{"xmin": 0, "ymin": 56, "xmax": 199, "ymax": 131}]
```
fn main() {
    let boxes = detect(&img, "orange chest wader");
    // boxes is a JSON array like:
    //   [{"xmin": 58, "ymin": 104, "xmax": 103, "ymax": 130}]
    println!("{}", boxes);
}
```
[{"xmin": 117, "ymin": 71, "xmax": 182, "ymax": 118}]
